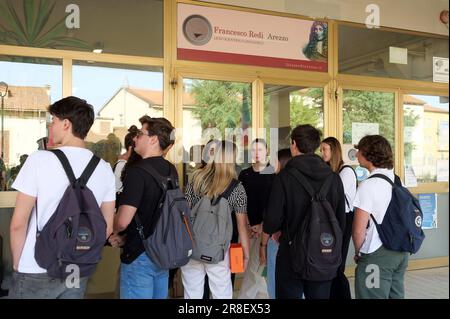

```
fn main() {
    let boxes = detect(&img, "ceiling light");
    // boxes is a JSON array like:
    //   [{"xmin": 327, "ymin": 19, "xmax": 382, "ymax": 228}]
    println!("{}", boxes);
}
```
[{"xmin": 93, "ymin": 42, "xmax": 104, "ymax": 54}]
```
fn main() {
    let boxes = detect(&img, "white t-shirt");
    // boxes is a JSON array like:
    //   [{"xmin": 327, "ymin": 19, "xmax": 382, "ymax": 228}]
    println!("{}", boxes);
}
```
[
  {"xmin": 113, "ymin": 159, "xmax": 126, "ymax": 193},
  {"xmin": 339, "ymin": 166, "xmax": 357, "ymax": 213},
  {"xmin": 12, "ymin": 147, "xmax": 116, "ymax": 274},
  {"xmin": 352, "ymin": 168, "xmax": 395, "ymax": 254}
]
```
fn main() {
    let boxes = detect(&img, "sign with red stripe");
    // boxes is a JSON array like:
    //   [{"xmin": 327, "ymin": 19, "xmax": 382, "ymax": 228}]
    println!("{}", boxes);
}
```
[{"xmin": 178, "ymin": 4, "xmax": 328, "ymax": 72}]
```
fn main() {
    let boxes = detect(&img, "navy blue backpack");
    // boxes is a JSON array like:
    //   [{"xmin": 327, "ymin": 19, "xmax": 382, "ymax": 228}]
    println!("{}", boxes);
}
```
[{"xmin": 368, "ymin": 174, "xmax": 425, "ymax": 254}]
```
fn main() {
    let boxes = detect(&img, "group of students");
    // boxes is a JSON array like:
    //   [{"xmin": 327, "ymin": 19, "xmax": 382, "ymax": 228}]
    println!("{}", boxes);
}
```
[{"xmin": 7, "ymin": 96, "xmax": 410, "ymax": 299}]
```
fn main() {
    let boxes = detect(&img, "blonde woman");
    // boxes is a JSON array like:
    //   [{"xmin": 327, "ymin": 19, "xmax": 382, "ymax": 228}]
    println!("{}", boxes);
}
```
[{"xmin": 181, "ymin": 140, "xmax": 250, "ymax": 299}]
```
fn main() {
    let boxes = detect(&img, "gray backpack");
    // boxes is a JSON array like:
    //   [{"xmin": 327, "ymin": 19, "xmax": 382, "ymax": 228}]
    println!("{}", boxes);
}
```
[
  {"xmin": 35, "ymin": 149, "xmax": 106, "ymax": 279},
  {"xmin": 134, "ymin": 163, "xmax": 194, "ymax": 270},
  {"xmin": 190, "ymin": 179, "xmax": 239, "ymax": 264}
]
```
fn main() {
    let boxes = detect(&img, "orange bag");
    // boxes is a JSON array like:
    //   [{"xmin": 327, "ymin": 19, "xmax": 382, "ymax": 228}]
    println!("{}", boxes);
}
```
[{"xmin": 229, "ymin": 243, "xmax": 244, "ymax": 273}]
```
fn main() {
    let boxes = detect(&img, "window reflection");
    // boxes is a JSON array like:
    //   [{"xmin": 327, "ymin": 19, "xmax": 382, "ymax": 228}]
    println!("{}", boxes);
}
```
[
  {"xmin": 404, "ymin": 95, "xmax": 449, "ymax": 183},
  {"xmin": 180, "ymin": 79, "xmax": 252, "ymax": 185},
  {"xmin": 264, "ymin": 85, "xmax": 324, "ymax": 150},
  {"xmin": 73, "ymin": 62, "xmax": 163, "ymax": 167},
  {"xmin": 0, "ymin": 57, "xmax": 62, "ymax": 191}
]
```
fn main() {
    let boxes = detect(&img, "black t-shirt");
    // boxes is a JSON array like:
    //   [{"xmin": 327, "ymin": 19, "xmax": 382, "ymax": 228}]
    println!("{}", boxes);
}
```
[
  {"xmin": 238, "ymin": 164, "xmax": 275, "ymax": 226},
  {"xmin": 119, "ymin": 156, "xmax": 175, "ymax": 264}
]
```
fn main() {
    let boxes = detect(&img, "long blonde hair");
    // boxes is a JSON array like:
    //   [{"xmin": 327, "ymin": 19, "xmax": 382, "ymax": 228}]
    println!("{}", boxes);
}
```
[{"xmin": 192, "ymin": 140, "xmax": 237, "ymax": 198}]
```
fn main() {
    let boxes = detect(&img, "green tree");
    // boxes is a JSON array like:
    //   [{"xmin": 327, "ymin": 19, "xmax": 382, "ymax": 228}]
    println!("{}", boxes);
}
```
[
  {"xmin": 189, "ymin": 80, "xmax": 251, "ymax": 135},
  {"xmin": 343, "ymin": 91, "xmax": 395, "ymax": 146},
  {"xmin": 290, "ymin": 89, "xmax": 323, "ymax": 130},
  {"xmin": 403, "ymin": 108, "xmax": 420, "ymax": 165}
]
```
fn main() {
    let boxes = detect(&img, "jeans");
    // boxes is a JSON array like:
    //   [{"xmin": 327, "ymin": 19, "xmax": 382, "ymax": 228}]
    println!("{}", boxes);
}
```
[
  {"xmin": 120, "ymin": 252, "xmax": 169, "ymax": 299},
  {"xmin": 266, "ymin": 238, "xmax": 278, "ymax": 299},
  {"xmin": 8, "ymin": 272, "xmax": 88, "ymax": 299}
]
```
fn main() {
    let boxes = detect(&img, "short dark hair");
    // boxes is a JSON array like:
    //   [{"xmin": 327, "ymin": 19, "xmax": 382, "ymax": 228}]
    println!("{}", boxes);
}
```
[
  {"xmin": 124, "ymin": 125, "xmax": 139, "ymax": 150},
  {"xmin": 139, "ymin": 115, "xmax": 151, "ymax": 125},
  {"xmin": 141, "ymin": 117, "xmax": 175, "ymax": 150},
  {"xmin": 48, "ymin": 96, "xmax": 94, "ymax": 139},
  {"xmin": 277, "ymin": 148, "xmax": 292, "ymax": 171},
  {"xmin": 290, "ymin": 124, "xmax": 321, "ymax": 154},
  {"xmin": 355, "ymin": 135, "xmax": 394, "ymax": 169},
  {"xmin": 252, "ymin": 138, "xmax": 267, "ymax": 149}
]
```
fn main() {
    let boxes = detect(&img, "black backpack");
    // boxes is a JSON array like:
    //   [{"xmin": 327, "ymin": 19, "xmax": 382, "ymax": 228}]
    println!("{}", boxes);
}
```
[
  {"xmin": 287, "ymin": 169, "xmax": 343, "ymax": 281},
  {"xmin": 35, "ymin": 149, "xmax": 107, "ymax": 279},
  {"xmin": 368, "ymin": 174, "xmax": 425, "ymax": 254},
  {"xmin": 134, "ymin": 163, "xmax": 194, "ymax": 270}
]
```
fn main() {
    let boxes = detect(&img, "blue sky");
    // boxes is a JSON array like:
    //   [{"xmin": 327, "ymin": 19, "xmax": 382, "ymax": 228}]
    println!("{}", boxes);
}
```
[{"xmin": 414, "ymin": 95, "xmax": 449, "ymax": 111}]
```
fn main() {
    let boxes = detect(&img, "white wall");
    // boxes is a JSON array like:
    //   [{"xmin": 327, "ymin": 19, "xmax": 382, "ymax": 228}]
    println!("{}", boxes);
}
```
[
  {"xmin": 97, "ymin": 89, "xmax": 163, "ymax": 133},
  {"xmin": 5, "ymin": 117, "xmax": 46, "ymax": 167},
  {"xmin": 201, "ymin": 0, "xmax": 449, "ymax": 35}
]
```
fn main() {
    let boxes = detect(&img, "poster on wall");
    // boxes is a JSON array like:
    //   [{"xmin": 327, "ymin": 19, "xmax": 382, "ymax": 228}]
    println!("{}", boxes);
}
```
[
  {"xmin": 418, "ymin": 193, "xmax": 437, "ymax": 229},
  {"xmin": 351, "ymin": 123, "xmax": 379, "ymax": 145},
  {"xmin": 433, "ymin": 57, "xmax": 449, "ymax": 83},
  {"xmin": 177, "ymin": 3, "xmax": 328, "ymax": 71}
]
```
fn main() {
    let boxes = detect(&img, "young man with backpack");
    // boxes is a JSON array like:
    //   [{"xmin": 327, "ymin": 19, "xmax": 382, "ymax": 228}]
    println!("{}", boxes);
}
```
[
  {"xmin": 264, "ymin": 124, "xmax": 346, "ymax": 299},
  {"xmin": 112, "ymin": 117, "xmax": 183, "ymax": 299},
  {"xmin": 8, "ymin": 97, "xmax": 116, "ymax": 299},
  {"xmin": 352, "ymin": 135, "xmax": 424, "ymax": 299}
]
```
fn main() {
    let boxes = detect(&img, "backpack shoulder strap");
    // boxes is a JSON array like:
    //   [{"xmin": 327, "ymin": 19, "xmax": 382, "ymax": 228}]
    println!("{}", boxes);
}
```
[
  {"xmin": 286, "ymin": 168, "xmax": 315, "ymax": 198},
  {"xmin": 394, "ymin": 174, "xmax": 402, "ymax": 187},
  {"xmin": 367, "ymin": 173, "xmax": 396, "ymax": 226},
  {"xmin": 318, "ymin": 173, "xmax": 335, "ymax": 199},
  {"xmin": 135, "ymin": 162, "xmax": 168, "ymax": 189},
  {"xmin": 78, "ymin": 155, "xmax": 101, "ymax": 187},
  {"xmin": 221, "ymin": 179, "xmax": 240, "ymax": 200},
  {"xmin": 368, "ymin": 173, "xmax": 395, "ymax": 187},
  {"xmin": 339, "ymin": 165, "xmax": 357, "ymax": 181},
  {"xmin": 50, "ymin": 149, "xmax": 76, "ymax": 185}
]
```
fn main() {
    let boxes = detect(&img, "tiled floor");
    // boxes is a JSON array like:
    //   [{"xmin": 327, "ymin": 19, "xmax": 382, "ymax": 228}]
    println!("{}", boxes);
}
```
[{"xmin": 348, "ymin": 267, "xmax": 449, "ymax": 299}]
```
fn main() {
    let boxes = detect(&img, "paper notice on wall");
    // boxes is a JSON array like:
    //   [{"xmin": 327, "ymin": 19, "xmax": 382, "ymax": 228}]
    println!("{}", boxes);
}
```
[
  {"xmin": 439, "ymin": 121, "xmax": 449, "ymax": 151},
  {"xmin": 433, "ymin": 57, "xmax": 449, "ymax": 83},
  {"xmin": 352, "ymin": 123, "xmax": 379, "ymax": 145},
  {"xmin": 389, "ymin": 47, "xmax": 408, "ymax": 64},
  {"xmin": 404, "ymin": 165, "xmax": 418, "ymax": 188},
  {"xmin": 418, "ymin": 193, "xmax": 437, "ymax": 229},
  {"xmin": 436, "ymin": 159, "xmax": 449, "ymax": 182}
]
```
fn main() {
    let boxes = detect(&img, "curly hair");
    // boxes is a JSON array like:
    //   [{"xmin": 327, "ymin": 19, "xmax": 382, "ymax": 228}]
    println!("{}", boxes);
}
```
[{"xmin": 355, "ymin": 135, "xmax": 394, "ymax": 169}]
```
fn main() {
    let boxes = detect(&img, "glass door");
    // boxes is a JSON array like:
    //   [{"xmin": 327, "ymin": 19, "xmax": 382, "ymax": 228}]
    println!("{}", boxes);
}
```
[
  {"xmin": 339, "ymin": 88, "xmax": 396, "ymax": 182},
  {"xmin": 174, "ymin": 77, "xmax": 253, "ymax": 186}
]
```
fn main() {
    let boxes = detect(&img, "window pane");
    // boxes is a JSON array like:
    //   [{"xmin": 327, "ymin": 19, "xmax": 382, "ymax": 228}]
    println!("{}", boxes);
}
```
[
  {"xmin": 404, "ymin": 95, "xmax": 449, "ymax": 183},
  {"xmin": 0, "ymin": 56, "xmax": 62, "ymax": 191},
  {"xmin": 73, "ymin": 61, "xmax": 163, "ymax": 166},
  {"xmin": 0, "ymin": 0, "xmax": 163, "ymax": 57},
  {"xmin": 342, "ymin": 90, "xmax": 395, "ymax": 181},
  {"xmin": 339, "ymin": 25, "xmax": 449, "ymax": 82},
  {"xmin": 179, "ymin": 79, "xmax": 252, "ymax": 185},
  {"xmin": 264, "ymin": 85, "xmax": 324, "ymax": 150}
]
